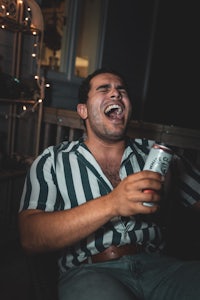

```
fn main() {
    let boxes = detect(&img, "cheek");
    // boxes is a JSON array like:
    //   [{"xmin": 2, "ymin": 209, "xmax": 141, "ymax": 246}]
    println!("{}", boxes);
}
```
[
  {"xmin": 126, "ymin": 101, "xmax": 132, "ymax": 118},
  {"xmin": 91, "ymin": 111, "xmax": 102, "ymax": 124},
  {"xmin": 88, "ymin": 104, "xmax": 101, "ymax": 120}
]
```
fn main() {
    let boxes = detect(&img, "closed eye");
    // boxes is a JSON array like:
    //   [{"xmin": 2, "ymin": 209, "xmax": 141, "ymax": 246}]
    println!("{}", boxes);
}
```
[
  {"xmin": 97, "ymin": 85, "xmax": 128, "ymax": 94},
  {"xmin": 97, "ymin": 84, "xmax": 110, "ymax": 92}
]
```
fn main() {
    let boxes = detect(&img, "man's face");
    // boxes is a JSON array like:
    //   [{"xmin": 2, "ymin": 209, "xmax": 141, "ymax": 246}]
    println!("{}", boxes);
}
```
[{"xmin": 78, "ymin": 73, "xmax": 132, "ymax": 142}]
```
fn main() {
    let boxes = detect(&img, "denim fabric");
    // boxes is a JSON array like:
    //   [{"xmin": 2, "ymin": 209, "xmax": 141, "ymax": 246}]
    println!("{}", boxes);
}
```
[{"xmin": 58, "ymin": 252, "xmax": 200, "ymax": 300}]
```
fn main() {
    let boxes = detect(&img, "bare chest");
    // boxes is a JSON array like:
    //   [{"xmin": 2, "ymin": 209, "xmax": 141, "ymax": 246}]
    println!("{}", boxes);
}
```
[{"xmin": 100, "ymin": 162, "xmax": 121, "ymax": 187}]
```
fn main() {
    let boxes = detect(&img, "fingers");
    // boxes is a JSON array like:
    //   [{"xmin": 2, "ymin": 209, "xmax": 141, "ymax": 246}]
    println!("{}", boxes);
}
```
[
  {"xmin": 135, "ymin": 170, "xmax": 164, "ymax": 183},
  {"xmin": 125, "ymin": 171, "xmax": 163, "ymax": 194},
  {"xmin": 142, "ymin": 189, "xmax": 159, "ymax": 207},
  {"xmin": 111, "ymin": 170, "xmax": 163, "ymax": 216}
]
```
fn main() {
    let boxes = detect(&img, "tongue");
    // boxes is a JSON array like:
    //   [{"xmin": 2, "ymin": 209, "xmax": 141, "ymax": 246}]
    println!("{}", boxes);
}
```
[{"xmin": 108, "ymin": 110, "xmax": 122, "ymax": 119}]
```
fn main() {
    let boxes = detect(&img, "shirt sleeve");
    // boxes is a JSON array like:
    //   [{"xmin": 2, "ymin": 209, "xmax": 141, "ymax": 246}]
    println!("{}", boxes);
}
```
[
  {"xmin": 172, "ymin": 153, "xmax": 200, "ymax": 207},
  {"xmin": 19, "ymin": 146, "xmax": 59, "ymax": 212}
]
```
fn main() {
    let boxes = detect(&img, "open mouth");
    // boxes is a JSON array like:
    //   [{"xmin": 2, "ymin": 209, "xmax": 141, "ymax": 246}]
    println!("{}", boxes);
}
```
[{"xmin": 104, "ymin": 104, "xmax": 124, "ymax": 120}]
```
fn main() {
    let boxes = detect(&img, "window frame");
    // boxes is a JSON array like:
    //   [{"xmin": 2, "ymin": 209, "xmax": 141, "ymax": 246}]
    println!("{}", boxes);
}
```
[{"xmin": 42, "ymin": 0, "xmax": 109, "ymax": 83}]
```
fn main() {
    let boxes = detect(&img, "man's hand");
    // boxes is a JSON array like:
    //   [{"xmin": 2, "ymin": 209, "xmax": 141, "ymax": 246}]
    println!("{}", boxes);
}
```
[{"xmin": 108, "ymin": 170, "xmax": 164, "ymax": 216}]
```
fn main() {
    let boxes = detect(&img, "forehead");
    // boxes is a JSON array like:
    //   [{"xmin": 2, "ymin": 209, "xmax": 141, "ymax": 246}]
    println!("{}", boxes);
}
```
[{"xmin": 90, "ymin": 73, "xmax": 123, "ymax": 86}]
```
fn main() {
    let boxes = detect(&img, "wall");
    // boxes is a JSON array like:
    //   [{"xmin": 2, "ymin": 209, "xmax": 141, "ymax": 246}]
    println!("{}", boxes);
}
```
[
  {"xmin": 102, "ymin": 0, "xmax": 155, "ymax": 120},
  {"xmin": 102, "ymin": 0, "xmax": 200, "ymax": 130}
]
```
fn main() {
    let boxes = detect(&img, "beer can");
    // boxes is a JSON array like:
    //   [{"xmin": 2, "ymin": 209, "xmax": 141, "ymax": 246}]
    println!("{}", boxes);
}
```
[
  {"xmin": 143, "ymin": 143, "xmax": 173, "ymax": 175},
  {"xmin": 143, "ymin": 143, "xmax": 173, "ymax": 207}
]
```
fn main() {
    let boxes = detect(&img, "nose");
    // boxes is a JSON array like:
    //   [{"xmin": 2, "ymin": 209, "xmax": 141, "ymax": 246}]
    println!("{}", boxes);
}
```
[{"xmin": 110, "ymin": 88, "xmax": 121, "ymax": 100}]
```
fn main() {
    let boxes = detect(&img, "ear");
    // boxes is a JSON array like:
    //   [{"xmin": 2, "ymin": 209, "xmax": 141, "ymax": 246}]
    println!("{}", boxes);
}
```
[{"xmin": 77, "ymin": 103, "xmax": 88, "ymax": 120}]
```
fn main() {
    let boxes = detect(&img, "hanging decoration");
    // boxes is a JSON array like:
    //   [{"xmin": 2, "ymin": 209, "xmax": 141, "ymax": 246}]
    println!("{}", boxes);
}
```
[{"xmin": 0, "ymin": 0, "xmax": 48, "ymax": 115}]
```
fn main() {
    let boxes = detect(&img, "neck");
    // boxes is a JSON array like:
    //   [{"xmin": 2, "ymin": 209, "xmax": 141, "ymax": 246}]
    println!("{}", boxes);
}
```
[{"xmin": 85, "ymin": 136, "xmax": 126, "ymax": 159}]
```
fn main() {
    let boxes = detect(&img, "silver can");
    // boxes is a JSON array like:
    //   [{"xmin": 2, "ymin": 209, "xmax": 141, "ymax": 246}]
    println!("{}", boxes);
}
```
[
  {"xmin": 143, "ymin": 143, "xmax": 173, "ymax": 207},
  {"xmin": 144, "ymin": 143, "xmax": 173, "ymax": 175}
]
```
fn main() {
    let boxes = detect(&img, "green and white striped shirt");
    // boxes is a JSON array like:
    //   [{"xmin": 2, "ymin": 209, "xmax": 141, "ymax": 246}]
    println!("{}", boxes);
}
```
[{"xmin": 19, "ymin": 138, "xmax": 200, "ymax": 271}]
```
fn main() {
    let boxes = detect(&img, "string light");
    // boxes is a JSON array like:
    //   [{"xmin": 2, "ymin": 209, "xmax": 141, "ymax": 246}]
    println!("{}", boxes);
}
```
[{"xmin": 0, "ymin": 0, "xmax": 46, "ymax": 118}]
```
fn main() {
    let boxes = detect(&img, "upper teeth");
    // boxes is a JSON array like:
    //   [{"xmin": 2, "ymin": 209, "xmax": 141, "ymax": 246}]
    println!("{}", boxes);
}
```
[{"xmin": 105, "ymin": 104, "xmax": 122, "ymax": 114}]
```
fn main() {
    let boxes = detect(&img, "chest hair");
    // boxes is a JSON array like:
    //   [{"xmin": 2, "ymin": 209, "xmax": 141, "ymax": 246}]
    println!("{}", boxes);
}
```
[{"xmin": 99, "ymin": 160, "xmax": 121, "ymax": 187}]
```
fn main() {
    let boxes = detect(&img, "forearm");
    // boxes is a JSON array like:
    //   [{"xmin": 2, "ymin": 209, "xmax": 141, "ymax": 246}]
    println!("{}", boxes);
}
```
[
  {"xmin": 18, "ymin": 195, "xmax": 114, "ymax": 254},
  {"xmin": 18, "ymin": 171, "xmax": 162, "ymax": 254}
]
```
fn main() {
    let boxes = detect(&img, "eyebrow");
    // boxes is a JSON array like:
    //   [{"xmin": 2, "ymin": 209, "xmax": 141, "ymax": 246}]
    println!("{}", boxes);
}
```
[{"xmin": 96, "ymin": 84, "xmax": 126, "ymax": 90}]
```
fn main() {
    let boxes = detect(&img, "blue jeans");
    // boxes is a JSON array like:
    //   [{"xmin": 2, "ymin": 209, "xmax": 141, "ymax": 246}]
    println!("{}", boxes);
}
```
[{"xmin": 58, "ymin": 252, "xmax": 200, "ymax": 300}]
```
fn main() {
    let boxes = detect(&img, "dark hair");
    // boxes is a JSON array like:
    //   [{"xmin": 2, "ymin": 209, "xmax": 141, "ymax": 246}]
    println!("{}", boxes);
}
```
[{"xmin": 78, "ymin": 67, "xmax": 130, "ymax": 104}]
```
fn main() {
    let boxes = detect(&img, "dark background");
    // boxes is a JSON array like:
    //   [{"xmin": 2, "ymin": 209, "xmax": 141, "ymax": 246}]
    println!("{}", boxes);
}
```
[{"xmin": 102, "ymin": 0, "xmax": 200, "ymax": 129}]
